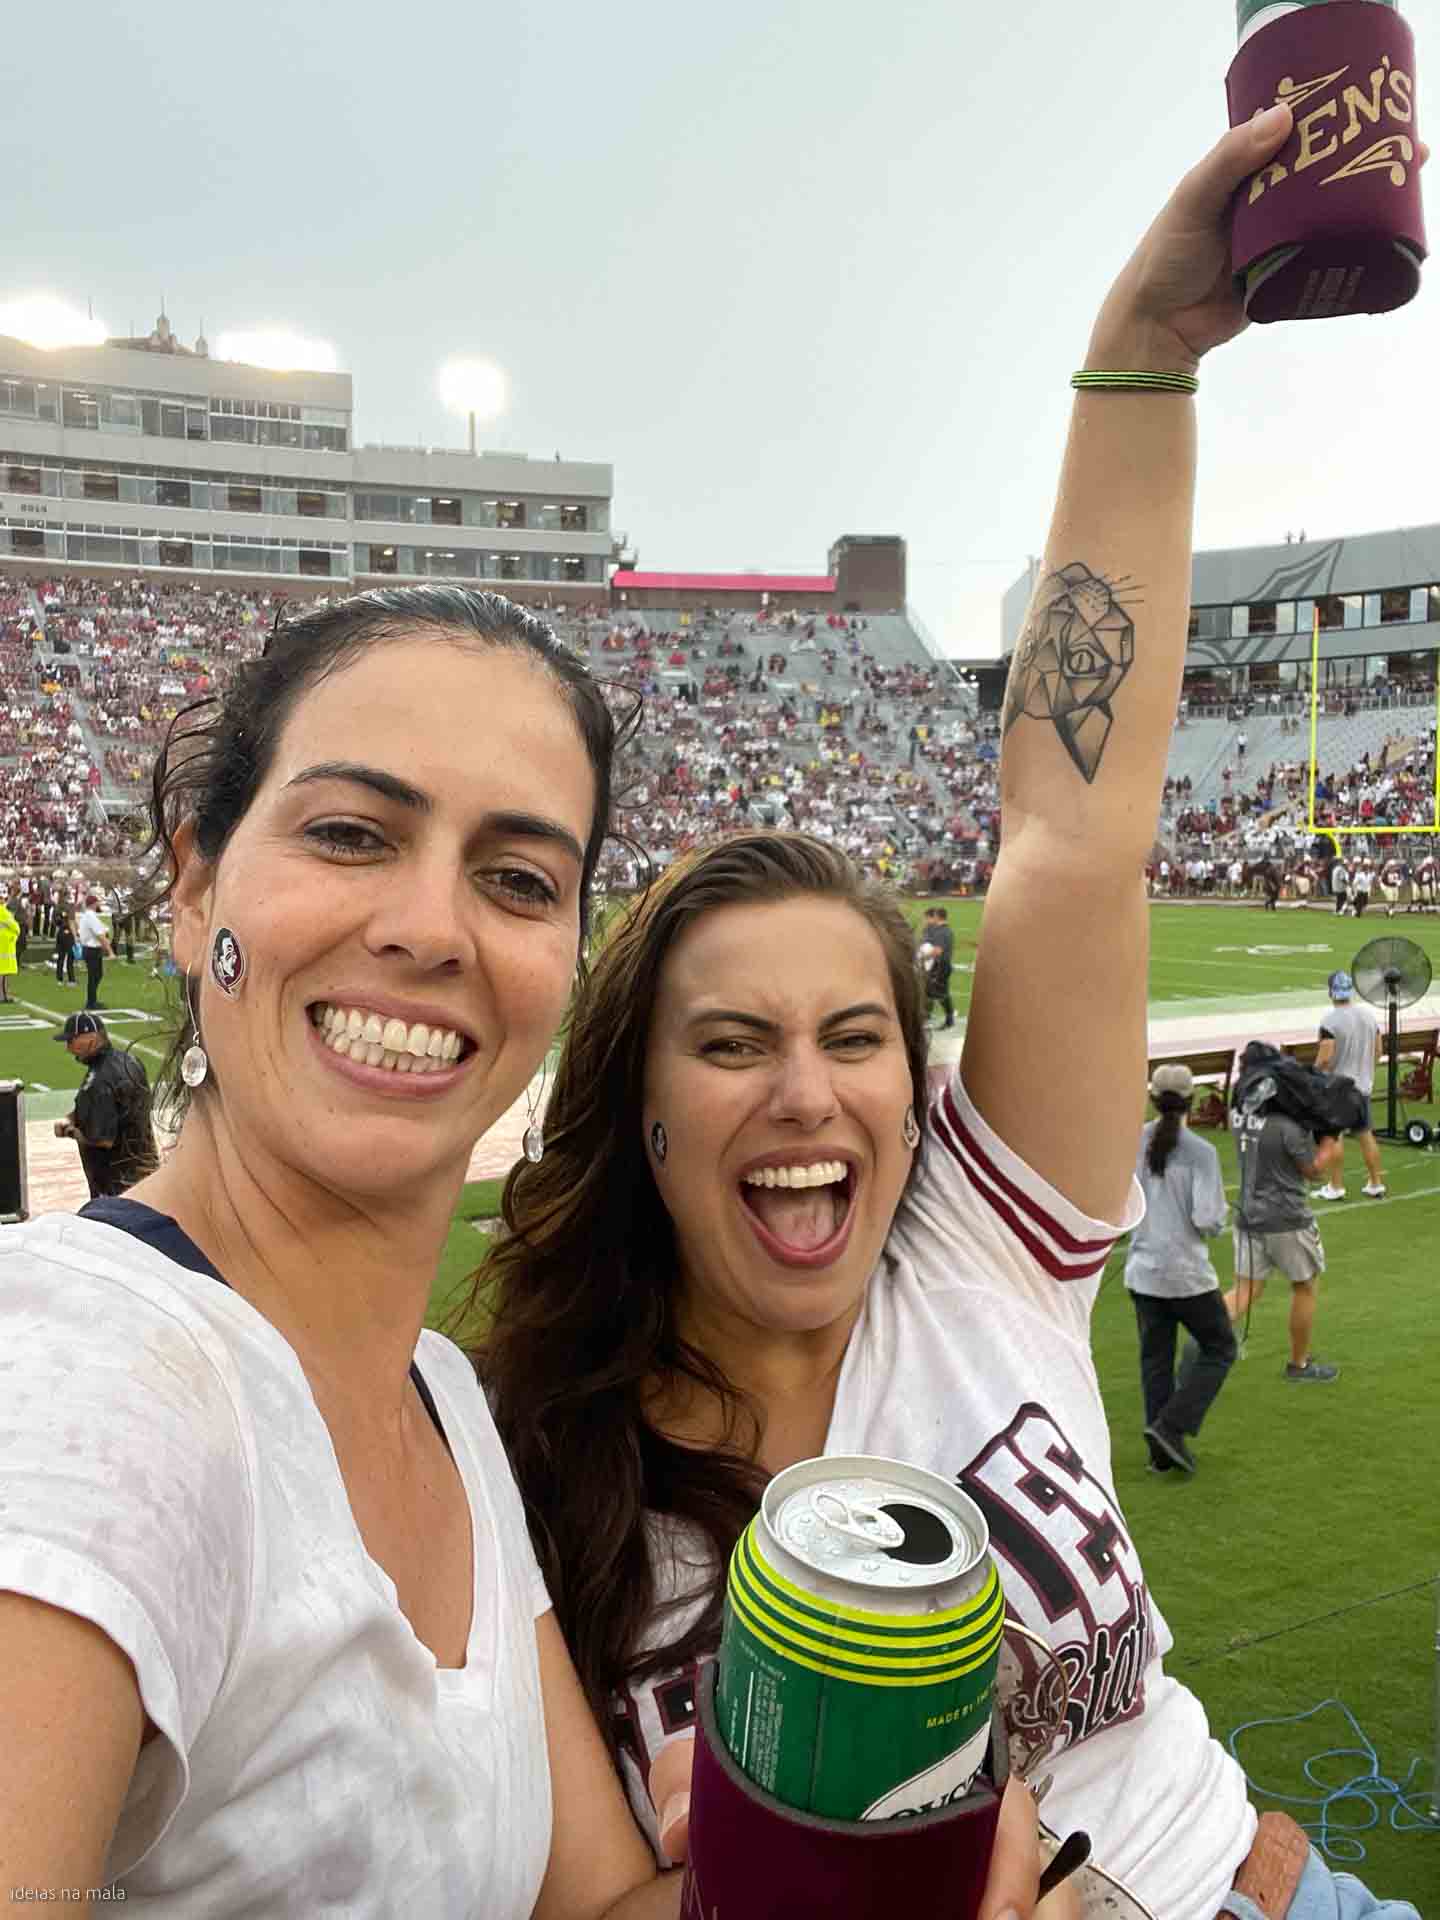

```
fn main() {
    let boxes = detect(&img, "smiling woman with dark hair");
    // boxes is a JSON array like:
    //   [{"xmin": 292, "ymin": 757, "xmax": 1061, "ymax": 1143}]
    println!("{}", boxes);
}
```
[{"xmin": 0, "ymin": 585, "xmax": 690, "ymax": 1917}]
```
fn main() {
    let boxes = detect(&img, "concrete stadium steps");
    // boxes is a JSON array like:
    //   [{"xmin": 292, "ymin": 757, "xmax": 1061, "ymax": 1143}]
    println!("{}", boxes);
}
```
[{"xmin": 1164, "ymin": 706, "xmax": 1434, "ymax": 810}]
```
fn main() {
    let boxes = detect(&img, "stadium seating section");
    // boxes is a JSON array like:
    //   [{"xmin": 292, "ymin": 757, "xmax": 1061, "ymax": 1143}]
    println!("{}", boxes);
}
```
[{"xmin": 1, "ymin": 570, "xmax": 1434, "ymax": 892}]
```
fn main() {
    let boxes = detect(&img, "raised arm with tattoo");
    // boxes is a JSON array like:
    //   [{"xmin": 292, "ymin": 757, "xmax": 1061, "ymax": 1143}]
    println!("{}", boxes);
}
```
[{"xmin": 964, "ymin": 105, "xmax": 1297, "ymax": 1222}]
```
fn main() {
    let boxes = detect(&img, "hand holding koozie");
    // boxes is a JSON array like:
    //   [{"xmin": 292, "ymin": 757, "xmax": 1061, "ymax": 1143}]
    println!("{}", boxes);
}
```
[
  {"xmin": 674, "ymin": 1459, "xmax": 1030, "ymax": 1920},
  {"xmin": 1228, "ymin": 0, "xmax": 1427, "ymax": 319}
]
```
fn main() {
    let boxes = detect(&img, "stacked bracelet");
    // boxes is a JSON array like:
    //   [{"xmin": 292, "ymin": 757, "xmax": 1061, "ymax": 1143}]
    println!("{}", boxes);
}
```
[{"xmin": 1071, "ymin": 368, "xmax": 1199, "ymax": 395}]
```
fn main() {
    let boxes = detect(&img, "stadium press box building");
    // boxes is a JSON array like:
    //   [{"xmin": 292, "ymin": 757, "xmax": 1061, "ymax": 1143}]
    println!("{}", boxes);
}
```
[
  {"xmin": 0, "ymin": 317, "xmax": 616, "ymax": 604},
  {"xmin": 1002, "ymin": 528, "xmax": 1440, "ymax": 701}
]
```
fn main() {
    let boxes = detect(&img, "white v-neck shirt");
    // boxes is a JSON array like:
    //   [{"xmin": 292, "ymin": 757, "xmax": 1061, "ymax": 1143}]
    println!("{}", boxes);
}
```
[{"xmin": 0, "ymin": 1212, "xmax": 552, "ymax": 1916}]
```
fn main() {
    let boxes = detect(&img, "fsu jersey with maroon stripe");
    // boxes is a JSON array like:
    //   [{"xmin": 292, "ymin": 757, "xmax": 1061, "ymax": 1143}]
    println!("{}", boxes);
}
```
[{"xmin": 616, "ymin": 1073, "xmax": 1254, "ymax": 1920}]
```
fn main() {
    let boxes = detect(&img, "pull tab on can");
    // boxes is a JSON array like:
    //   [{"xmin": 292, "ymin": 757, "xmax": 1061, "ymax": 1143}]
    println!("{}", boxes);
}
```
[{"xmin": 809, "ymin": 1487, "xmax": 906, "ymax": 1554}]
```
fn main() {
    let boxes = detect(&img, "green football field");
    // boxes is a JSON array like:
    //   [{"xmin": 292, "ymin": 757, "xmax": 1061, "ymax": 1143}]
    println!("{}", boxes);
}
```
[{"xmin": 6, "ymin": 906, "xmax": 1438, "ymax": 1898}]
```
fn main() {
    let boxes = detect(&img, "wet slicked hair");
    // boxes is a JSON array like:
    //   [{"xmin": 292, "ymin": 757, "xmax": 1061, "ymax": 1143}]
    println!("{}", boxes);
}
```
[{"xmin": 139, "ymin": 583, "xmax": 638, "ymax": 1119}]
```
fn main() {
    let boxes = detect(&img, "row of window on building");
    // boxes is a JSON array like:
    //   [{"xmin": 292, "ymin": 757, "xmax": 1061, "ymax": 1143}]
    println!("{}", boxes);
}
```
[
  {"xmin": 0, "ymin": 377, "xmax": 349, "ymax": 452},
  {"xmin": 1190, "ymin": 586, "xmax": 1440, "ymax": 640},
  {"xmin": 3, "ymin": 461, "xmax": 607, "ymax": 536},
  {"xmin": 0, "ymin": 521, "xmax": 605, "ymax": 585},
  {"xmin": 358, "ymin": 545, "xmax": 602, "ymax": 583},
  {"xmin": 1183, "ymin": 650, "xmax": 1437, "ymax": 698},
  {"xmin": 351, "ymin": 492, "xmax": 602, "ymax": 532},
  {"xmin": 6, "ymin": 460, "xmax": 344, "ymax": 518}
]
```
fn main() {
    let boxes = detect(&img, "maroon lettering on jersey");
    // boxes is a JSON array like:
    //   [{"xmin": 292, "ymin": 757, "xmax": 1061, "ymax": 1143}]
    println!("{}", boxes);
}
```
[{"xmin": 959, "ymin": 1403, "xmax": 1156, "ymax": 1755}]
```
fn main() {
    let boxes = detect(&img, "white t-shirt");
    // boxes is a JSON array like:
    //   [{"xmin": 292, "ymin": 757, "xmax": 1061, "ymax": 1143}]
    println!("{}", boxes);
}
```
[
  {"xmin": 77, "ymin": 907, "xmax": 108, "ymax": 946},
  {"xmin": 0, "ymin": 1212, "xmax": 553, "ymax": 1917},
  {"xmin": 619, "ymin": 1077, "xmax": 1254, "ymax": 1920}
]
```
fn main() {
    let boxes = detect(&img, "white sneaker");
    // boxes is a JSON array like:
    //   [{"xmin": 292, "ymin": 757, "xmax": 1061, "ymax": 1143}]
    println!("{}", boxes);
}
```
[
  {"xmin": 1313, "ymin": 1184, "xmax": 1346, "ymax": 1201},
  {"xmin": 1362, "ymin": 1182, "xmax": 1387, "ymax": 1198}
]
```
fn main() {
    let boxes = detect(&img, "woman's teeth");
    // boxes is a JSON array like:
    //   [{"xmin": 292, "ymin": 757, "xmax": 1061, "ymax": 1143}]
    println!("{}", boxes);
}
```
[
  {"xmin": 742, "ymin": 1160, "xmax": 848, "ymax": 1190},
  {"xmin": 311, "ymin": 1003, "xmax": 465, "ymax": 1074}
]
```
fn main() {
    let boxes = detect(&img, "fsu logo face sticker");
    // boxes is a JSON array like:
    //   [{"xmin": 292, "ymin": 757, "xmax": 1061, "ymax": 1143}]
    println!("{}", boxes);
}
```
[{"xmin": 210, "ymin": 927, "xmax": 246, "ymax": 997}]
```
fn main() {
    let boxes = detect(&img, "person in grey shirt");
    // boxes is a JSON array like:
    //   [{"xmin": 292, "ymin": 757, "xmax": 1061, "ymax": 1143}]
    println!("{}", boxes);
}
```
[
  {"xmin": 1125, "ymin": 1064, "xmax": 1235, "ymax": 1475},
  {"xmin": 1225, "ymin": 1085, "xmax": 1342, "ymax": 1383},
  {"xmin": 1314, "ymin": 968, "xmax": 1386, "ymax": 1200}
]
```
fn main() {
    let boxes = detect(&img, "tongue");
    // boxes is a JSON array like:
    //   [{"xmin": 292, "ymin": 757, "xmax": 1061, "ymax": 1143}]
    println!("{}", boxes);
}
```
[{"xmin": 746, "ymin": 1183, "xmax": 841, "ymax": 1252}]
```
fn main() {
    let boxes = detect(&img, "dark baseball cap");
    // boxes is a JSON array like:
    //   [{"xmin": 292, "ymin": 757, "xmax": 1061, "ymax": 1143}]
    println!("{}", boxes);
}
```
[{"xmin": 54, "ymin": 1011, "xmax": 107, "ymax": 1043}]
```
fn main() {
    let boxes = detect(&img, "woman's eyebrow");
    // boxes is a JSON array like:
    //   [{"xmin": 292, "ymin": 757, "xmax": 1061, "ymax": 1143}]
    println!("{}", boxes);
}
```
[
  {"xmin": 286, "ymin": 761, "xmax": 430, "ymax": 811},
  {"xmin": 283, "ymin": 766, "xmax": 583, "ymax": 865},
  {"xmin": 684, "ymin": 1002, "xmax": 892, "ymax": 1033}
]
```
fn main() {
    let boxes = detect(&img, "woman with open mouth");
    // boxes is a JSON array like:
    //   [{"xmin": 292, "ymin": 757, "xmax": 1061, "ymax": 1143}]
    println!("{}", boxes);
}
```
[
  {"xmin": 0, "ymin": 585, "xmax": 697, "ymax": 1916},
  {"xmin": 481, "ymin": 108, "xmax": 1422, "ymax": 1920}
]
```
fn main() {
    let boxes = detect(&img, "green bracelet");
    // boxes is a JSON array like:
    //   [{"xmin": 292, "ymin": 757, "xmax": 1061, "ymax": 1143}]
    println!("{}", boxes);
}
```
[{"xmin": 1071, "ymin": 368, "xmax": 1199, "ymax": 395}]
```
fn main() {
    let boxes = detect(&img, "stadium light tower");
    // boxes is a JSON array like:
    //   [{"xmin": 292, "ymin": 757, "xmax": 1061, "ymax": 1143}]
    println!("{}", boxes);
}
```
[
  {"xmin": 0, "ymin": 294, "xmax": 107, "ymax": 349},
  {"xmin": 437, "ymin": 357, "xmax": 508, "ymax": 455},
  {"xmin": 214, "ymin": 329, "xmax": 339, "ymax": 372}
]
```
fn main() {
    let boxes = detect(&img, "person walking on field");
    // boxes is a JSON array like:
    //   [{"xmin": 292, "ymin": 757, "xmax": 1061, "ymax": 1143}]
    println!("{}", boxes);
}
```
[
  {"xmin": 917, "ymin": 904, "xmax": 956, "ymax": 1029},
  {"xmin": 52, "ymin": 899, "xmax": 76, "ymax": 985},
  {"xmin": 1125, "ymin": 1064, "xmax": 1235, "ymax": 1474},
  {"xmin": 75, "ymin": 892, "xmax": 113, "ymax": 1011},
  {"xmin": 1313, "ymin": 968, "xmax": 1386, "ymax": 1200},
  {"xmin": 1225, "ymin": 1091, "xmax": 1342, "ymax": 1383}
]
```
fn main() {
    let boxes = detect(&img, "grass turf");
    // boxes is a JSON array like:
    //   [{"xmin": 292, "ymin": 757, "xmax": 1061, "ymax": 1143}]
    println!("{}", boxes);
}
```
[{"xmin": 8, "ymin": 912, "xmax": 1437, "ymax": 1897}]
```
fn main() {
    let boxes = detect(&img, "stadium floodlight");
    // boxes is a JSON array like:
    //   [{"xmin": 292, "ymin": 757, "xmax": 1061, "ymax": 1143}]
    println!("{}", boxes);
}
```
[
  {"xmin": 215, "ymin": 329, "xmax": 339, "ymax": 372},
  {"xmin": 0, "ymin": 294, "xmax": 107, "ymax": 349},
  {"xmin": 437, "ymin": 357, "xmax": 508, "ymax": 454}
]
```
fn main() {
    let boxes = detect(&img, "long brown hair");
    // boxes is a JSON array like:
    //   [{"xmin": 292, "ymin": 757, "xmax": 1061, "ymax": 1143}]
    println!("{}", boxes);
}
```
[{"xmin": 474, "ymin": 832, "xmax": 931, "ymax": 1740}]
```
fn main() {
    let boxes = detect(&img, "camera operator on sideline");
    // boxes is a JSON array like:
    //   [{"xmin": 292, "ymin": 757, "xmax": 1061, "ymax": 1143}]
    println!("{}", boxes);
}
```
[{"xmin": 1224, "ymin": 1058, "xmax": 1343, "ymax": 1384}]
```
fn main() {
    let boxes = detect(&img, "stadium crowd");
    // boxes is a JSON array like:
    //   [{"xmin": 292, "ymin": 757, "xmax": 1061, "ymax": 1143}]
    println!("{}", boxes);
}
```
[{"xmin": 3, "ymin": 569, "xmax": 1437, "ymax": 913}]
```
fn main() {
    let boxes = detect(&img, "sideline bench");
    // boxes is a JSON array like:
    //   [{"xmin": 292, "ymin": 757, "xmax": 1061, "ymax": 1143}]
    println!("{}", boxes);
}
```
[
  {"xmin": 1145, "ymin": 1046, "xmax": 1236, "ymax": 1128},
  {"xmin": 1146, "ymin": 1023, "xmax": 1439, "ymax": 1129}
]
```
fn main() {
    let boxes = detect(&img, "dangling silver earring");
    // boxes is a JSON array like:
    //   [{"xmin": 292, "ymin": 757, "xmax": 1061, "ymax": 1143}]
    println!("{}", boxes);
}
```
[
  {"xmin": 650, "ymin": 1120, "xmax": 668, "ymax": 1164},
  {"xmin": 180, "ymin": 976, "xmax": 209, "ymax": 1089},
  {"xmin": 902, "ymin": 1106, "xmax": 920, "ymax": 1150},
  {"xmin": 522, "ymin": 1058, "xmax": 548, "ymax": 1164}
]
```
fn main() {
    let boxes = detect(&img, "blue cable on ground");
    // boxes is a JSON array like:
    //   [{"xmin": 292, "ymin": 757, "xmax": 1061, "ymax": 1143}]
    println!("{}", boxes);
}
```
[{"xmin": 1227, "ymin": 1699, "xmax": 1438, "ymax": 1864}]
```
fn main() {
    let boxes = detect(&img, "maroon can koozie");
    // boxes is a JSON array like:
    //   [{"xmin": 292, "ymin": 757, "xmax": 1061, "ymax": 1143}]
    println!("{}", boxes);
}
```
[
  {"xmin": 1227, "ymin": 0, "xmax": 1425, "ymax": 320},
  {"xmin": 679, "ymin": 1661, "xmax": 1006, "ymax": 1920}
]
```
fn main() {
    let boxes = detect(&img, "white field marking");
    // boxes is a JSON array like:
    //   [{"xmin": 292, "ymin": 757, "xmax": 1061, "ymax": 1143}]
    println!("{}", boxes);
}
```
[
  {"xmin": 1219, "ymin": 1180, "xmax": 1440, "ymax": 1213},
  {"xmin": 16, "ymin": 999, "xmax": 61, "ymax": 1025},
  {"xmin": 1212, "ymin": 944, "xmax": 1335, "ymax": 957},
  {"xmin": 27, "ymin": 1082, "xmax": 53, "ymax": 1092},
  {"xmin": 15, "ymin": 997, "xmax": 159, "ymax": 1027},
  {"xmin": 1152, "ymin": 955, "xmax": 1333, "ymax": 972},
  {"xmin": 14, "ymin": 998, "xmax": 164, "ymax": 1061}
]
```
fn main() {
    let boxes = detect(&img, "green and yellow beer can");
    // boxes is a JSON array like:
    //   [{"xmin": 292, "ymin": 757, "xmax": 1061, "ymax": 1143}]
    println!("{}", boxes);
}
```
[{"xmin": 715, "ymin": 1456, "xmax": 1005, "ymax": 1822}]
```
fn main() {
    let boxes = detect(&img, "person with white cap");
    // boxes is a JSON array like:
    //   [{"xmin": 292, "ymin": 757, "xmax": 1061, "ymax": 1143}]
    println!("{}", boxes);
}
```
[
  {"xmin": 1314, "ymin": 969, "xmax": 1386, "ymax": 1200},
  {"xmin": 1125, "ymin": 1063, "xmax": 1235, "ymax": 1474}
]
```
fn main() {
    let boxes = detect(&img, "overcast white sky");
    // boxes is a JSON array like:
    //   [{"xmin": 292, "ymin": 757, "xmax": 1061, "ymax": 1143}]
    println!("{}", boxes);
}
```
[{"xmin": 5, "ymin": 0, "xmax": 1437, "ymax": 655}]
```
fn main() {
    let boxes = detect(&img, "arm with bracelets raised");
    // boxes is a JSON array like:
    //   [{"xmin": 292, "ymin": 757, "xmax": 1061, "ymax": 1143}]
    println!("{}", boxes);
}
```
[{"xmin": 964, "ymin": 107, "xmax": 1296, "ymax": 1225}]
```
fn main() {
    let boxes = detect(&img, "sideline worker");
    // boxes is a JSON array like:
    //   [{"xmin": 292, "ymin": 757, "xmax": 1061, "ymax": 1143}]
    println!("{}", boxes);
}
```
[
  {"xmin": 1125, "ymin": 1064, "xmax": 1235, "ymax": 1475},
  {"xmin": 1314, "ymin": 968, "xmax": 1386, "ymax": 1201},
  {"xmin": 52, "ymin": 1012, "xmax": 157, "ymax": 1198},
  {"xmin": 76, "ymin": 893, "xmax": 114, "ymax": 1011}
]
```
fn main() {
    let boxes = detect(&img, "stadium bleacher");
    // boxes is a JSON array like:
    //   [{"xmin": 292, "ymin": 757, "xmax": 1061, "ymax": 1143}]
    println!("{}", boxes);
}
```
[{"xmin": 2, "ymin": 568, "xmax": 1435, "ymax": 895}]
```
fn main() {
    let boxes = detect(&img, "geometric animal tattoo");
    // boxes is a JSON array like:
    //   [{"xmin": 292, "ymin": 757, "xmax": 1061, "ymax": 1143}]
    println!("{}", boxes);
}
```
[{"xmin": 1003, "ymin": 563, "xmax": 1139, "ymax": 783}]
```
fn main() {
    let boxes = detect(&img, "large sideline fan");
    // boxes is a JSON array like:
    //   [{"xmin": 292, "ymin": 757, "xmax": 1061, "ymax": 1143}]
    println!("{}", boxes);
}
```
[{"xmin": 1350, "ymin": 936, "xmax": 1435, "ymax": 1145}]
